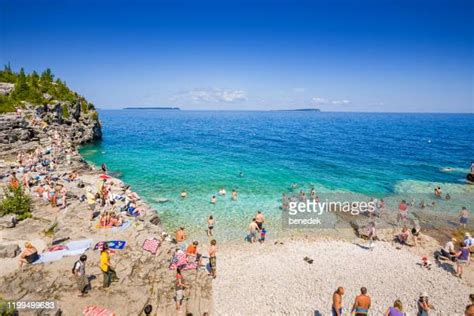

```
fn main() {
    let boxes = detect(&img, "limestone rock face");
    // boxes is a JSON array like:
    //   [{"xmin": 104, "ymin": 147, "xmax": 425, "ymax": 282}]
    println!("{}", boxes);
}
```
[
  {"xmin": 0, "ymin": 243, "xmax": 21, "ymax": 258},
  {"xmin": 0, "ymin": 82, "xmax": 14, "ymax": 95},
  {"xmin": 0, "ymin": 93, "xmax": 102, "ymax": 157}
]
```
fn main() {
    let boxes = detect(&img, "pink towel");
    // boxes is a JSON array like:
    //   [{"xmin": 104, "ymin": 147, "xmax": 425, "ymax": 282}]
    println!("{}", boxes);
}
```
[{"xmin": 83, "ymin": 305, "xmax": 115, "ymax": 316}]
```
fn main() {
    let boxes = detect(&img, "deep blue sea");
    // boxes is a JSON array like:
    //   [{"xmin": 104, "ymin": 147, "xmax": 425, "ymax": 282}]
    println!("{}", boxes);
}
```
[{"xmin": 80, "ymin": 110, "xmax": 474, "ymax": 240}]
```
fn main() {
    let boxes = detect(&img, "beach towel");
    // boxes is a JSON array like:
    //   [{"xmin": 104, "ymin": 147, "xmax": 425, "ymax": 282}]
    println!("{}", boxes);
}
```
[
  {"xmin": 142, "ymin": 238, "xmax": 161, "ymax": 255},
  {"xmin": 66, "ymin": 239, "xmax": 92, "ymax": 251},
  {"xmin": 33, "ymin": 251, "xmax": 65, "ymax": 264},
  {"xmin": 94, "ymin": 240, "xmax": 126, "ymax": 250},
  {"xmin": 96, "ymin": 221, "xmax": 131, "ymax": 231},
  {"xmin": 33, "ymin": 239, "xmax": 92, "ymax": 265},
  {"xmin": 111, "ymin": 220, "xmax": 131, "ymax": 232},
  {"xmin": 47, "ymin": 245, "xmax": 67, "ymax": 252},
  {"xmin": 83, "ymin": 305, "xmax": 116, "ymax": 316},
  {"xmin": 169, "ymin": 250, "xmax": 198, "ymax": 270}
]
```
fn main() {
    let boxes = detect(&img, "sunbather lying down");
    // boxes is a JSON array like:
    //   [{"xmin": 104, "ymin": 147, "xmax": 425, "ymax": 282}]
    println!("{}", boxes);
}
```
[{"xmin": 98, "ymin": 211, "xmax": 123, "ymax": 227}]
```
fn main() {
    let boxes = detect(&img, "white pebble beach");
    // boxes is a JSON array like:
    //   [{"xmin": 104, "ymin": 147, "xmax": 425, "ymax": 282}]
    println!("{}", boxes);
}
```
[{"xmin": 213, "ymin": 239, "xmax": 472, "ymax": 315}]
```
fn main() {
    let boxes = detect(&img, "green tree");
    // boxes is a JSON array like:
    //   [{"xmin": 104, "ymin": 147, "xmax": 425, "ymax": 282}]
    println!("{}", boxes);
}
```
[
  {"xmin": 40, "ymin": 68, "xmax": 54, "ymax": 93},
  {"xmin": 0, "ymin": 63, "xmax": 16, "ymax": 82},
  {"xmin": 11, "ymin": 68, "xmax": 29, "ymax": 101}
]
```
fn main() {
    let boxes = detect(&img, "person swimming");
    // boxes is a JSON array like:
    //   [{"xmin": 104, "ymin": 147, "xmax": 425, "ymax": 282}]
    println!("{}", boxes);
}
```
[
  {"xmin": 210, "ymin": 195, "xmax": 217, "ymax": 204},
  {"xmin": 218, "ymin": 188, "xmax": 226, "ymax": 196},
  {"xmin": 180, "ymin": 190, "xmax": 188, "ymax": 199},
  {"xmin": 231, "ymin": 189, "xmax": 238, "ymax": 201}
]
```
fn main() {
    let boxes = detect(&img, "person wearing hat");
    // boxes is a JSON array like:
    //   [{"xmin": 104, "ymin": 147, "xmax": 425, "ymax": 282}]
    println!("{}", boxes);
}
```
[
  {"xmin": 440, "ymin": 237, "xmax": 457, "ymax": 261},
  {"xmin": 73, "ymin": 255, "xmax": 89, "ymax": 296},
  {"xmin": 464, "ymin": 232, "xmax": 474, "ymax": 247},
  {"xmin": 86, "ymin": 187, "xmax": 97, "ymax": 220},
  {"xmin": 417, "ymin": 292, "xmax": 433, "ymax": 316}
]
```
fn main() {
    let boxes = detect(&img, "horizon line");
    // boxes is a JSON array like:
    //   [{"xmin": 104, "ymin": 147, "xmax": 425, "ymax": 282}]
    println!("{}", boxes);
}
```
[{"xmin": 98, "ymin": 108, "xmax": 474, "ymax": 114}]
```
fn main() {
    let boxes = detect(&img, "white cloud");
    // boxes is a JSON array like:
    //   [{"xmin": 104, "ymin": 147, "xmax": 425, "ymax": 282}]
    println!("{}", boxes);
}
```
[
  {"xmin": 312, "ymin": 97, "xmax": 350, "ymax": 106},
  {"xmin": 174, "ymin": 88, "xmax": 247, "ymax": 103},
  {"xmin": 331, "ymin": 99, "xmax": 350, "ymax": 105},
  {"xmin": 311, "ymin": 97, "xmax": 329, "ymax": 105}
]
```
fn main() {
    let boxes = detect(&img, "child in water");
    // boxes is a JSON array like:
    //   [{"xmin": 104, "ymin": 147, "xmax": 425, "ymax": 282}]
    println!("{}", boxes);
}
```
[{"xmin": 259, "ymin": 227, "xmax": 267, "ymax": 243}]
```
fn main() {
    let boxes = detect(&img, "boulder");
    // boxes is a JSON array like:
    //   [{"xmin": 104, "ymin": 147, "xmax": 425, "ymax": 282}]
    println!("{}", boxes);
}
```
[
  {"xmin": 0, "ymin": 82, "xmax": 14, "ymax": 96},
  {"xmin": 0, "ymin": 243, "xmax": 21, "ymax": 258}
]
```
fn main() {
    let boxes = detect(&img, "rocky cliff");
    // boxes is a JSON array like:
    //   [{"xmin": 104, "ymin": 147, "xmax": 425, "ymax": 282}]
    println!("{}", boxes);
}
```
[
  {"xmin": 0, "ymin": 81, "xmax": 212, "ymax": 315},
  {"xmin": 0, "ymin": 81, "xmax": 102, "ymax": 157}
]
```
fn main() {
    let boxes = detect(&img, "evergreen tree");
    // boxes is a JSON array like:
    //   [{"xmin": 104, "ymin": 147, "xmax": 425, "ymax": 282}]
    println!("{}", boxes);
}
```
[{"xmin": 11, "ymin": 68, "xmax": 30, "ymax": 101}]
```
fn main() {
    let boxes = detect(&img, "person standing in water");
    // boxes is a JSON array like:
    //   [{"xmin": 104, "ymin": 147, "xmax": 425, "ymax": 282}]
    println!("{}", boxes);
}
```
[
  {"xmin": 459, "ymin": 207, "xmax": 469, "ymax": 228},
  {"xmin": 248, "ymin": 218, "xmax": 259, "ymax": 243},
  {"xmin": 231, "ymin": 189, "xmax": 238, "ymax": 201},
  {"xmin": 207, "ymin": 215, "xmax": 214, "ymax": 236},
  {"xmin": 175, "ymin": 227, "xmax": 187, "ymax": 242},
  {"xmin": 255, "ymin": 210, "xmax": 265, "ymax": 230},
  {"xmin": 332, "ymin": 287, "xmax": 344, "ymax": 316},
  {"xmin": 352, "ymin": 287, "xmax": 371, "ymax": 316},
  {"xmin": 210, "ymin": 195, "xmax": 217, "ymax": 204}
]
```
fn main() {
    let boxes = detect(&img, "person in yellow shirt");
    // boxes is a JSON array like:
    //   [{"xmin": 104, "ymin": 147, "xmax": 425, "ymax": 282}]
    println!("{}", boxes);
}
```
[{"xmin": 100, "ymin": 244, "xmax": 118, "ymax": 288}]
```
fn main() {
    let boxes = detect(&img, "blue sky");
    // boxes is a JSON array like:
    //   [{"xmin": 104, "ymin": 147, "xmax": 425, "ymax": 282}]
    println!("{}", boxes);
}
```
[{"xmin": 1, "ymin": 0, "xmax": 473, "ymax": 112}]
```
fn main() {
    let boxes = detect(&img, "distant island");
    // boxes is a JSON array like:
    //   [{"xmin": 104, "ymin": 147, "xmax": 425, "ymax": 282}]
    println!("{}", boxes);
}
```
[
  {"xmin": 276, "ymin": 108, "xmax": 321, "ymax": 112},
  {"xmin": 124, "ymin": 107, "xmax": 180, "ymax": 110}
]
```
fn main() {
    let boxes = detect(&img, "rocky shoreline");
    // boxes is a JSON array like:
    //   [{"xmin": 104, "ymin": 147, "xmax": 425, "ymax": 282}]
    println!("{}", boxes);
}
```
[
  {"xmin": 0, "ymin": 81, "xmax": 471, "ymax": 315},
  {"xmin": 0, "ymin": 102, "xmax": 212, "ymax": 315}
]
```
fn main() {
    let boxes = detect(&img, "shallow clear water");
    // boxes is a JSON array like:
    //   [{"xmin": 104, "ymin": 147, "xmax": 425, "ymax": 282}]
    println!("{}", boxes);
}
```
[{"xmin": 80, "ymin": 110, "xmax": 474, "ymax": 240}]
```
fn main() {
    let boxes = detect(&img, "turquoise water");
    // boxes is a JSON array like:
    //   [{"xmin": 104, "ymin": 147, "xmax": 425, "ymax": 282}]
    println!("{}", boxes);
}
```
[{"xmin": 80, "ymin": 110, "xmax": 474, "ymax": 240}]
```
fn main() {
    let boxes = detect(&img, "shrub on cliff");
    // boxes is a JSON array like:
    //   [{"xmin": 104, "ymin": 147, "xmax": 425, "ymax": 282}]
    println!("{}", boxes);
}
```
[
  {"xmin": 0, "ymin": 95, "xmax": 16, "ymax": 113},
  {"xmin": 0, "ymin": 185, "xmax": 32, "ymax": 220},
  {"xmin": 91, "ymin": 111, "xmax": 99, "ymax": 121},
  {"xmin": 0, "ymin": 65, "xmax": 92, "ymax": 114},
  {"xmin": 62, "ymin": 103, "xmax": 70, "ymax": 119}
]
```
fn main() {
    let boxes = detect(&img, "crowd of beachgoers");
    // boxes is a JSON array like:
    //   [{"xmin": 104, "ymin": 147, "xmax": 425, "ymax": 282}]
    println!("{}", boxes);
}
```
[
  {"xmin": 0, "ymin": 117, "xmax": 218, "ymax": 314},
  {"xmin": 1, "ymin": 112, "xmax": 473, "ymax": 314}
]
